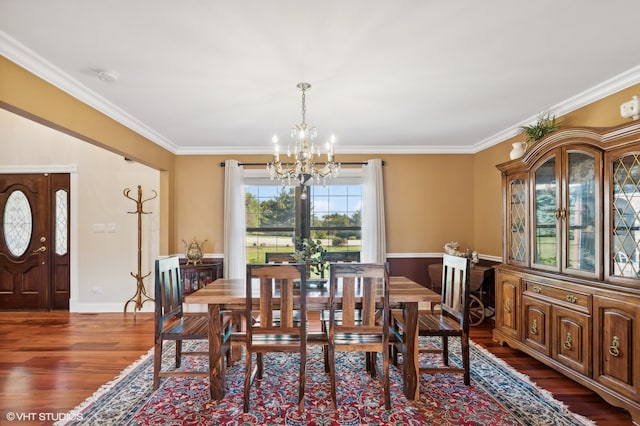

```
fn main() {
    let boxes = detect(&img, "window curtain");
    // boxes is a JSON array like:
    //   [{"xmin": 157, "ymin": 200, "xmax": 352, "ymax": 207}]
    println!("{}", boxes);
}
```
[
  {"xmin": 223, "ymin": 160, "xmax": 246, "ymax": 279},
  {"xmin": 361, "ymin": 159, "xmax": 386, "ymax": 263}
]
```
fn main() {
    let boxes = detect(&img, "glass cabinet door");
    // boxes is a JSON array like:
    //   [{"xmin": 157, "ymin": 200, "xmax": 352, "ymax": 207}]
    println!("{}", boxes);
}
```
[
  {"xmin": 611, "ymin": 153, "xmax": 640, "ymax": 280},
  {"xmin": 533, "ymin": 154, "xmax": 560, "ymax": 271},
  {"xmin": 507, "ymin": 175, "xmax": 528, "ymax": 265},
  {"xmin": 564, "ymin": 149, "xmax": 599, "ymax": 277}
]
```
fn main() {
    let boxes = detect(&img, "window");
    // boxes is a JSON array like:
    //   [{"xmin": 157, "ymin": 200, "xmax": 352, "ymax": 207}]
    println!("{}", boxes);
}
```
[{"xmin": 244, "ymin": 169, "xmax": 362, "ymax": 264}]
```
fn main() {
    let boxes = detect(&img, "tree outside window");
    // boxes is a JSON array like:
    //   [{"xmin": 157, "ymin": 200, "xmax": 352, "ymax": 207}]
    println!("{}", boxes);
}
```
[{"xmin": 245, "ymin": 183, "xmax": 361, "ymax": 269}]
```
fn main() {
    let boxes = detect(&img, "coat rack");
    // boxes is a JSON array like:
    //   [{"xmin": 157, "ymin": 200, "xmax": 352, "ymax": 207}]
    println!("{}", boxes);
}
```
[{"xmin": 123, "ymin": 185, "xmax": 157, "ymax": 315}]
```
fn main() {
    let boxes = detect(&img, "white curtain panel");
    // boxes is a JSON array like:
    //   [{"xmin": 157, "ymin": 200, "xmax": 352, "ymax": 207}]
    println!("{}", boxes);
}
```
[
  {"xmin": 223, "ymin": 160, "xmax": 246, "ymax": 279},
  {"xmin": 361, "ymin": 159, "xmax": 387, "ymax": 263}
]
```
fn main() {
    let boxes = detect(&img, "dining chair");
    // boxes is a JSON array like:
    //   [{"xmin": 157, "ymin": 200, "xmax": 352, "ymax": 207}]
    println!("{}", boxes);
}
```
[
  {"xmin": 153, "ymin": 256, "xmax": 233, "ymax": 390},
  {"xmin": 244, "ymin": 263, "xmax": 307, "ymax": 413},
  {"xmin": 391, "ymin": 254, "xmax": 471, "ymax": 385},
  {"xmin": 326, "ymin": 263, "xmax": 390, "ymax": 410}
]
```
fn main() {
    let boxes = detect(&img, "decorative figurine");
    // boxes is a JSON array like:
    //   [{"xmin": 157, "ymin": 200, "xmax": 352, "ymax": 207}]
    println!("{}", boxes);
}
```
[{"xmin": 183, "ymin": 238, "xmax": 207, "ymax": 265}]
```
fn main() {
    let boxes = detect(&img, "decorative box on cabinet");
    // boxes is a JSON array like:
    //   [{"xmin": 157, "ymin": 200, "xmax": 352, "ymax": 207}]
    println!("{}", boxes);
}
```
[
  {"xmin": 180, "ymin": 262, "xmax": 223, "ymax": 295},
  {"xmin": 494, "ymin": 121, "xmax": 640, "ymax": 424}
]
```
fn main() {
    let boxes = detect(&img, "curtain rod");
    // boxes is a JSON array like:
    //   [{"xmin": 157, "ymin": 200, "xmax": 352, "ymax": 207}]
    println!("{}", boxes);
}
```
[{"xmin": 219, "ymin": 160, "xmax": 383, "ymax": 167}]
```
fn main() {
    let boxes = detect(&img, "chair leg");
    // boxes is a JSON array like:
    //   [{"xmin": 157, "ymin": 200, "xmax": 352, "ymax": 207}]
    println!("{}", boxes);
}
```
[
  {"xmin": 328, "ymin": 347, "xmax": 337, "ymax": 409},
  {"xmin": 324, "ymin": 344, "xmax": 329, "ymax": 373},
  {"xmin": 383, "ymin": 349, "xmax": 390, "ymax": 410},
  {"xmin": 462, "ymin": 335, "xmax": 470, "ymax": 385},
  {"xmin": 298, "ymin": 347, "xmax": 306, "ymax": 413},
  {"xmin": 153, "ymin": 339, "xmax": 162, "ymax": 390},
  {"xmin": 369, "ymin": 352, "xmax": 378, "ymax": 378},
  {"xmin": 257, "ymin": 353, "xmax": 263, "ymax": 379},
  {"xmin": 442, "ymin": 336, "xmax": 449, "ymax": 366},
  {"xmin": 175, "ymin": 339, "xmax": 182, "ymax": 368},
  {"xmin": 225, "ymin": 346, "xmax": 232, "ymax": 367},
  {"xmin": 243, "ymin": 351, "xmax": 252, "ymax": 413}
]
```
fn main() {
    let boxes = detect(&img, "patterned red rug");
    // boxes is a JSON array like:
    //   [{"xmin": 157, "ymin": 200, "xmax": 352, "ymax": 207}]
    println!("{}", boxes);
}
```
[{"xmin": 57, "ymin": 338, "xmax": 594, "ymax": 425}]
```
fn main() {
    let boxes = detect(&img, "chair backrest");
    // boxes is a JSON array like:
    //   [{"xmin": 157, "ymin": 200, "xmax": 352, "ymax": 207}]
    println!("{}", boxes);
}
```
[
  {"xmin": 246, "ymin": 263, "xmax": 307, "ymax": 341},
  {"xmin": 323, "ymin": 252, "xmax": 361, "ymax": 263},
  {"xmin": 265, "ymin": 252, "xmax": 360, "ymax": 265},
  {"xmin": 440, "ymin": 254, "xmax": 471, "ymax": 328},
  {"xmin": 264, "ymin": 252, "xmax": 296, "ymax": 263},
  {"xmin": 155, "ymin": 256, "xmax": 185, "ymax": 332},
  {"xmin": 329, "ymin": 263, "xmax": 389, "ymax": 335},
  {"xmin": 319, "ymin": 252, "xmax": 361, "ymax": 278}
]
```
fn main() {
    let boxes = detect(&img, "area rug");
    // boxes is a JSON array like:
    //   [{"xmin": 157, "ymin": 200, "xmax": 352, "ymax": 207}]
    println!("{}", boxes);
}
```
[{"xmin": 56, "ymin": 338, "xmax": 594, "ymax": 426}]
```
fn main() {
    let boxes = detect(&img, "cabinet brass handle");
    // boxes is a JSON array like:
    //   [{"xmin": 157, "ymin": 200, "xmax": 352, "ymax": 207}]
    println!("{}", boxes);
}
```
[
  {"xmin": 609, "ymin": 336, "xmax": 620, "ymax": 357},
  {"xmin": 533, "ymin": 286, "xmax": 541, "ymax": 293},
  {"xmin": 563, "ymin": 332, "xmax": 573, "ymax": 350},
  {"xmin": 555, "ymin": 209, "xmax": 561, "ymax": 220},
  {"xmin": 530, "ymin": 319, "xmax": 538, "ymax": 335},
  {"xmin": 566, "ymin": 294, "xmax": 578, "ymax": 303},
  {"xmin": 560, "ymin": 208, "xmax": 566, "ymax": 219},
  {"xmin": 504, "ymin": 299, "xmax": 511, "ymax": 313}
]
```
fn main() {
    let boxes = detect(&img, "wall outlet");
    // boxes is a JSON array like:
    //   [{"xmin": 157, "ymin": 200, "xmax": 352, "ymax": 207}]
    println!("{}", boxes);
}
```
[
  {"xmin": 92, "ymin": 286, "xmax": 104, "ymax": 294},
  {"xmin": 93, "ymin": 223, "xmax": 106, "ymax": 233},
  {"xmin": 106, "ymin": 223, "xmax": 117, "ymax": 233},
  {"xmin": 620, "ymin": 95, "xmax": 639, "ymax": 120}
]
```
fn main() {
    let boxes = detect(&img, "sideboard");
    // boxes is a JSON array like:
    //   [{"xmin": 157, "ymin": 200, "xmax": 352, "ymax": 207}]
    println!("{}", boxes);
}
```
[{"xmin": 494, "ymin": 121, "xmax": 640, "ymax": 424}]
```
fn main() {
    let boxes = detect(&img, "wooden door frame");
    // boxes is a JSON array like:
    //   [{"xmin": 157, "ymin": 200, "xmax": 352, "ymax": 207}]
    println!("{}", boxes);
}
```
[{"xmin": 0, "ymin": 165, "xmax": 78, "ymax": 309}]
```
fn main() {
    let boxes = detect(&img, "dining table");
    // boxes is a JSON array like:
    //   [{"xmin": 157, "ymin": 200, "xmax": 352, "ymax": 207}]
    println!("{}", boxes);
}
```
[{"xmin": 184, "ymin": 275, "xmax": 440, "ymax": 402}]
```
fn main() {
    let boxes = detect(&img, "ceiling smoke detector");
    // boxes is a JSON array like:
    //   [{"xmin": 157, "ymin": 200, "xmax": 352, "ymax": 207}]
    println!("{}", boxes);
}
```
[{"xmin": 97, "ymin": 70, "xmax": 119, "ymax": 83}]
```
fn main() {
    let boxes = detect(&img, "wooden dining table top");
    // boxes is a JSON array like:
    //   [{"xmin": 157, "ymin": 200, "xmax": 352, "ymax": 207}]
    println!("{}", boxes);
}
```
[{"xmin": 184, "ymin": 276, "xmax": 440, "ymax": 305}]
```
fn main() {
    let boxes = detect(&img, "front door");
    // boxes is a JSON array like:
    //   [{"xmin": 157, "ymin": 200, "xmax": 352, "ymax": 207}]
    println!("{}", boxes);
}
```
[{"xmin": 0, "ymin": 173, "xmax": 70, "ymax": 310}]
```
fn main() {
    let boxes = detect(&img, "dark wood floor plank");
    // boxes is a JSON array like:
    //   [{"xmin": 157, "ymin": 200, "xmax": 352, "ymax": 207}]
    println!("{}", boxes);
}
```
[{"xmin": 0, "ymin": 312, "xmax": 633, "ymax": 425}]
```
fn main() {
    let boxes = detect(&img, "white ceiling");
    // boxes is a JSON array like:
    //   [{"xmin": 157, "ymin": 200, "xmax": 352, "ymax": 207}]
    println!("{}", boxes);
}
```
[{"xmin": 2, "ymin": 1, "xmax": 640, "ymax": 155}]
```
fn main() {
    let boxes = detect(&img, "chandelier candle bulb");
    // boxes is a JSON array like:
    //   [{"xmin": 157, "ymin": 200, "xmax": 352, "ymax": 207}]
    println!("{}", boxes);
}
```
[{"xmin": 272, "ymin": 135, "xmax": 280, "ymax": 161}]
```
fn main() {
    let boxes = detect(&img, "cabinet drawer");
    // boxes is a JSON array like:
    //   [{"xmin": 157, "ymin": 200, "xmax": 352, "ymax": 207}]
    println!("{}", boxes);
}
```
[{"xmin": 524, "ymin": 281, "xmax": 590, "ymax": 312}]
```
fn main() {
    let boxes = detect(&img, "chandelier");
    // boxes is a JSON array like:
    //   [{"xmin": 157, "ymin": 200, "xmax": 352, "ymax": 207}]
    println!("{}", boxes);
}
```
[{"xmin": 267, "ymin": 82, "xmax": 340, "ymax": 189}]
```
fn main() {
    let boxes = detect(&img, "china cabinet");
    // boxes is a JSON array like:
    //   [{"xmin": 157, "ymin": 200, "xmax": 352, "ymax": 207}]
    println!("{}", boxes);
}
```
[{"xmin": 494, "ymin": 121, "xmax": 640, "ymax": 424}]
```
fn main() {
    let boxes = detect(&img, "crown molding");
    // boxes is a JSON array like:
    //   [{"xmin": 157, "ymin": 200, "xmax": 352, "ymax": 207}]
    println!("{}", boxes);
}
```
[
  {"xmin": 3, "ymin": 30, "xmax": 639, "ymax": 156},
  {"xmin": 0, "ymin": 30, "xmax": 180, "ymax": 154},
  {"xmin": 472, "ymin": 65, "xmax": 640, "ymax": 154}
]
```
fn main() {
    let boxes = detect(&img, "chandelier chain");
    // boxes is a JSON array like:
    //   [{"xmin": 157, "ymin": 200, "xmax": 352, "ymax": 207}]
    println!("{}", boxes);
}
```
[{"xmin": 300, "ymin": 86, "xmax": 307, "ymax": 126}]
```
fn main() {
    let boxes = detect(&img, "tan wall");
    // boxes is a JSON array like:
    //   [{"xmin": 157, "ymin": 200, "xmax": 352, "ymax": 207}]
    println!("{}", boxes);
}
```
[
  {"xmin": 172, "ymin": 154, "xmax": 475, "ymax": 255},
  {"xmin": 383, "ymin": 154, "xmax": 474, "ymax": 253},
  {"xmin": 3, "ymin": 57, "xmax": 639, "ymax": 260},
  {"xmin": 0, "ymin": 57, "xmax": 175, "ymax": 255}
]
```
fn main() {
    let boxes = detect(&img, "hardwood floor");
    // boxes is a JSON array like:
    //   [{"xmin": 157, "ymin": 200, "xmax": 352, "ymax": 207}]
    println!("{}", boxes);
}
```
[
  {"xmin": 0, "ymin": 312, "xmax": 633, "ymax": 425},
  {"xmin": 0, "ymin": 312, "xmax": 155, "ymax": 426}
]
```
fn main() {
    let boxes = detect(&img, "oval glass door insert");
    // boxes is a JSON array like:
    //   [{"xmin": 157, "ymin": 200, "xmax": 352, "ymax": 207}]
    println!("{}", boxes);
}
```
[{"xmin": 3, "ymin": 190, "xmax": 33, "ymax": 257}]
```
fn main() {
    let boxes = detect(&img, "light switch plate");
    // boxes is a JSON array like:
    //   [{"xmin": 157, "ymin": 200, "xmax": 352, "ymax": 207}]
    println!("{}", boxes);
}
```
[{"xmin": 620, "ymin": 95, "xmax": 639, "ymax": 120}]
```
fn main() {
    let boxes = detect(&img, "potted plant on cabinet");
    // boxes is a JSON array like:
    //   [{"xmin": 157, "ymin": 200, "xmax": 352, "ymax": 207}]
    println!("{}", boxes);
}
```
[{"xmin": 519, "ymin": 111, "xmax": 560, "ymax": 149}]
